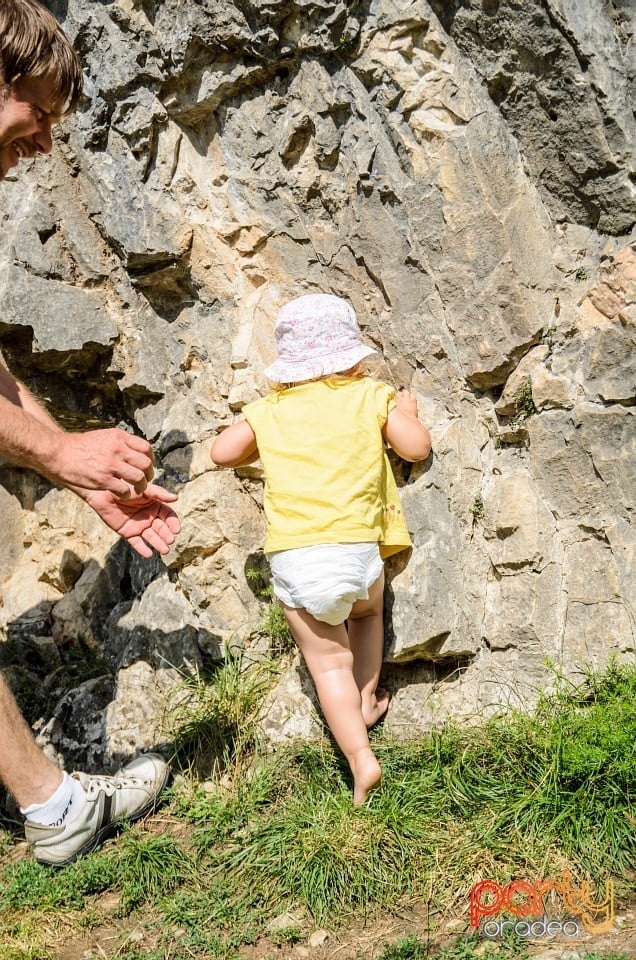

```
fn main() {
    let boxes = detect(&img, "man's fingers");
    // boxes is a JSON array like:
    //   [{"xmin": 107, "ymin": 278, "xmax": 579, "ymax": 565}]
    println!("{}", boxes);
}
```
[
  {"xmin": 132, "ymin": 477, "xmax": 150, "ymax": 496},
  {"xmin": 128, "ymin": 535, "xmax": 154, "ymax": 559},
  {"xmin": 165, "ymin": 514, "xmax": 181, "ymax": 535},
  {"xmin": 118, "ymin": 451, "xmax": 153, "ymax": 484},
  {"xmin": 123, "ymin": 433, "xmax": 154, "ymax": 455},
  {"xmin": 124, "ymin": 435, "xmax": 155, "ymax": 480},
  {"xmin": 144, "ymin": 483, "xmax": 178, "ymax": 504},
  {"xmin": 111, "ymin": 464, "xmax": 149, "ymax": 492},
  {"xmin": 129, "ymin": 518, "xmax": 178, "ymax": 557},
  {"xmin": 121, "ymin": 446, "xmax": 154, "ymax": 477},
  {"xmin": 106, "ymin": 434, "xmax": 153, "ymax": 491},
  {"xmin": 152, "ymin": 515, "xmax": 176, "ymax": 546},
  {"xmin": 141, "ymin": 526, "xmax": 172, "ymax": 555},
  {"xmin": 110, "ymin": 478, "xmax": 133, "ymax": 499}
]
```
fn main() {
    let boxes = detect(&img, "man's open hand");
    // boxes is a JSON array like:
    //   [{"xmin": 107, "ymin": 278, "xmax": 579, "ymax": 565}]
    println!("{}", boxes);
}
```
[{"xmin": 81, "ymin": 484, "xmax": 181, "ymax": 558}]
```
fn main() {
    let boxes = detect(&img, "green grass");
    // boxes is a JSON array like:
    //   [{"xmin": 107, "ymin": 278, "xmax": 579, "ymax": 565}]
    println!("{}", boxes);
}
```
[
  {"xmin": 165, "ymin": 660, "xmax": 635, "ymax": 927},
  {"xmin": 0, "ymin": 658, "xmax": 634, "ymax": 959},
  {"xmin": 245, "ymin": 559, "xmax": 294, "ymax": 654},
  {"xmin": 260, "ymin": 595, "xmax": 294, "ymax": 653},
  {"xmin": 378, "ymin": 935, "xmax": 429, "ymax": 960},
  {"xmin": 385, "ymin": 937, "xmax": 526, "ymax": 960},
  {"xmin": 2, "ymin": 833, "xmax": 192, "ymax": 915},
  {"xmin": 165, "ymin": 650, "xmax": 276, "ymax": 775},
  {"xmin": 467, "ymin": 661, "xmax": 636, "ymax": 876},
  {"xmin": 377, "ymin": 937, "xmax": 633, "ymax": 960},
  {"xmin": 582, "ymin": 955, "xmax": 634, "ymax": 960}
]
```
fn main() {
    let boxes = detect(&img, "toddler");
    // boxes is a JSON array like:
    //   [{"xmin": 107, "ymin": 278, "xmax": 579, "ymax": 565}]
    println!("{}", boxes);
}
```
[{"xmin": 211, "ymin": 294, "xmax": 431, "ymax": 804}]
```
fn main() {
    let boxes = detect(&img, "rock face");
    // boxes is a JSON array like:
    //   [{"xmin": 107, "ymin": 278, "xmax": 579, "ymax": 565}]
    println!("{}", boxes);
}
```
[{"xmin": 0, "ymin": 0, "xmax": 633, "ymax": 768}]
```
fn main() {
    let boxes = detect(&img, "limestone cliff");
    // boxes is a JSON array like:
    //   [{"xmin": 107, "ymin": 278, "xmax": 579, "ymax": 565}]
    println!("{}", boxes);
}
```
[{"xmin": 0, "ymin": 0, "xmax": 633, "ymax": 768}]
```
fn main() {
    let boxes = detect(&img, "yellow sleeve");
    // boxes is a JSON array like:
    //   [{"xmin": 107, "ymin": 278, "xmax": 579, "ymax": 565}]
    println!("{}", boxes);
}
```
[
  {"xmin": 242, "ymin": 395, "xmax": 268, "ymax": 435},
  {"xmin": 371, "ymin": 380, "xmax": 396, "ymax": 426}
]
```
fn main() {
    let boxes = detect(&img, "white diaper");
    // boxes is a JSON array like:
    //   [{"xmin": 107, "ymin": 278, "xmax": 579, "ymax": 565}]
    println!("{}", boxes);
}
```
[{"xmin": 268, "ymin": 542, "xmax": 384, "ymax": 626}]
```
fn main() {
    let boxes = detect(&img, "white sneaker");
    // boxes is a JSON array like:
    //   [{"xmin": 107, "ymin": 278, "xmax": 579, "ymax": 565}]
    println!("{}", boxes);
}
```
[{"xmin": 24, "ymin": 754, "xmax": 170, "ymax": 866}]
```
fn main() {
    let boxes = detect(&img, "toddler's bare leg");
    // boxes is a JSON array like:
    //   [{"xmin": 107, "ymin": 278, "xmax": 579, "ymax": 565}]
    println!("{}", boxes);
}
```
[
  {"xmin": 347, "ymin": 572, "xmax": 390, "ymax": 728},
  {"xmin": 283, "ymin": 606, "xmax": 381, "ymax": 805}
]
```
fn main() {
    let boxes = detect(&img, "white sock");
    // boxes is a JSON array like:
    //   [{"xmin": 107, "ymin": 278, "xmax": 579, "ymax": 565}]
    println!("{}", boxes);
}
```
[{"xmin": 21, "ymin": 772, "xmax": 87, "ymax": 827}]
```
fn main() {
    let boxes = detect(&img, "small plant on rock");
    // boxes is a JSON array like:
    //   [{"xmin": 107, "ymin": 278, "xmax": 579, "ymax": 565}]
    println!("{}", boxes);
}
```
[
  {"xmin": 260, "ymin": 589, "xmax": 294, "ymax": 654},
  {"xmin": 246, "ymin": 563, "xmax": 293, "ymax": 654},
  {"xmin": 470, "ymin": 493, "xmax": 484, "ymax": 521},
  {"xmin": 515, "ymin": 377, "xmax": 536, "ymax": 420},
  {"xmin": 507, "ymin": 376, "xmax": 536, "ymax": 433}
]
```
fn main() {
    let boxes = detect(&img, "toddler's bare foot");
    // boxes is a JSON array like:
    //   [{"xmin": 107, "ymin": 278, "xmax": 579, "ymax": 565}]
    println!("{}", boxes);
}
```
[
  {"xmin": 361, "ymin": 686, "xmax": 391, "ymax": 729},
  {"xmin": 351, "ymin": 747, "xmax": 382, "ymax": 806}
]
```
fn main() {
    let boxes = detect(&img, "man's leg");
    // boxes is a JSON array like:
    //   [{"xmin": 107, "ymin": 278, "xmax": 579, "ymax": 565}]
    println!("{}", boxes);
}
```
[
  {"xmin": 0, "ymin": 672, "xmax": 170, "ymax": 866},
  {"xmin": 0, "ymin": 672, "xmax": 63, "ymax": 806}
]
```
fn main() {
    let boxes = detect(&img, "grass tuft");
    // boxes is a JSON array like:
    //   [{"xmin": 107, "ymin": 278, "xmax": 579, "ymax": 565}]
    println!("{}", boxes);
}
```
[
  {"xmin": 3, "ymin": 832, "xmax": 192, "ymax": 916},
  {"xmin": 260, "ymin": 595, "xmax": 294, "ymax": 654},
  {"xmin": 165, "ymin": 650, "xmax": 274, "ymax": 775}
]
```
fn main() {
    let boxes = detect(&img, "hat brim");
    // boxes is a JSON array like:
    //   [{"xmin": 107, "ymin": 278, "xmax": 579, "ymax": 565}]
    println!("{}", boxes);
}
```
[{"xmin": 263, "ymin": 343, "xmax": 377, "ymax": 383}]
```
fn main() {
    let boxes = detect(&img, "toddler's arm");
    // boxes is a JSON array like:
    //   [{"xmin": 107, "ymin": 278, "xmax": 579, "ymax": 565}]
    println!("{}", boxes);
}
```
[
  {"xmin": 211, "ymin": 420, "xmax": 259, "ymax": 467},
  {"xmin": 382, "ymin": 390, "xmax": 432, "ymax": 462}
]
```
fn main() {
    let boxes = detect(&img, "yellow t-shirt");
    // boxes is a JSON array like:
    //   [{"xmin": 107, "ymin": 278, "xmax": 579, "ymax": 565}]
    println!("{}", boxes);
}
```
[{"xmin": 243, "ymin": 377, "xmax": 411, "ymax": 557}]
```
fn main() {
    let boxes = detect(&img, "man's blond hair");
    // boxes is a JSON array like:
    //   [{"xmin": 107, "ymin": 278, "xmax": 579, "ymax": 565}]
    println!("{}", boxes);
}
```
[{"xmin": 0, "ymin": 0, "xmax": 82, "ymax": 112}]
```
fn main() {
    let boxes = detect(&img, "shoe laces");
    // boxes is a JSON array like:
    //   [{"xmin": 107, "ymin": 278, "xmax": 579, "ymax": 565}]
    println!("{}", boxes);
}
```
[{"xmin": 76, "ymin": 773, "xmax": 149, "ymax": 796}]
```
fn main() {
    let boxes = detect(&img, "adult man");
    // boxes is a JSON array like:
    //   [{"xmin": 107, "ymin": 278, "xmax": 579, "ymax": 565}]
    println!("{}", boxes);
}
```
[{"xmin": 0, "ymin": 0, "xmax": 179, "ymax": 866}]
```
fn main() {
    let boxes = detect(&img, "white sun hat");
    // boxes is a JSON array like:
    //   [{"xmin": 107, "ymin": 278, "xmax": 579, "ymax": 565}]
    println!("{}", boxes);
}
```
[{"xmin": 263, "ymin": 293, "xmax": 376, "ymax": 383}]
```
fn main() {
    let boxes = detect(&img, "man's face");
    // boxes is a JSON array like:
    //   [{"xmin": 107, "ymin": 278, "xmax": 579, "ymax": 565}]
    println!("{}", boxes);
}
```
[{"xmin": 0, "ymin": 74, "xmax": 63, "ymax": 181}]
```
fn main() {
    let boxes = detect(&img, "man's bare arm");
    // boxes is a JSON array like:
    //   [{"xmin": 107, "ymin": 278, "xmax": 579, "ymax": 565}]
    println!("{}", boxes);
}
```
[
  {"xmin": 0, "ymin": 391, "xmax": 63, "ymax": 474},
  {"xmin": 0, "ymin": 363, "xmax": 61, "ymax": 430},
  {"xmin": 0, "ymin": 361, "xmax": 153, "ymax": 496}
]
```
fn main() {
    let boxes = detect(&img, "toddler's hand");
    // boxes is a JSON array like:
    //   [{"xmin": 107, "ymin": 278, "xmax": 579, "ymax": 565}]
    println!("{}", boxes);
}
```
[{"xmin": 396, "ymin": 389, "xmax": 419, "ymax": 417}]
